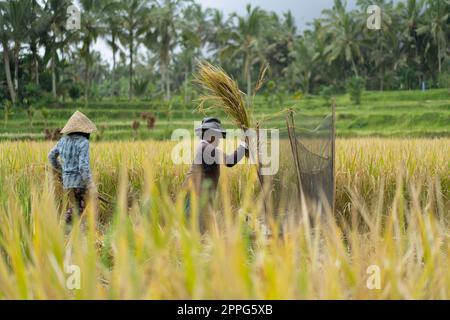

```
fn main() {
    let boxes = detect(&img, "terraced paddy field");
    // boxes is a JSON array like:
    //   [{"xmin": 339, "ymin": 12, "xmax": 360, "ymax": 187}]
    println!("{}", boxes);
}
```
[{"xmin": 1, "ymin": 89, "xmax": 449, "ymax": 140}]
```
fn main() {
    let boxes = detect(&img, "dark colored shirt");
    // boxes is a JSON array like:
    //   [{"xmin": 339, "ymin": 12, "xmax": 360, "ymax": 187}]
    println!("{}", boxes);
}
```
[{"xmin": 183, "ymin": 140, "xmax": 247, "ymax": 195}]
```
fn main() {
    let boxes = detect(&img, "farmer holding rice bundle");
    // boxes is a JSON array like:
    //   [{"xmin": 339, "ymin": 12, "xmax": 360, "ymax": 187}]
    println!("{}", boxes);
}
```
[
  {"xmin": 48, "ymin": 111, "xmax": 97, "ymax": 223},
  {"xmin": 183, "ymin": 117, "xmax": 249, "ymax": 230},
  {"xmin": 184, "ymin": 61, "xmax": 267, "ymax": 231},
  {"xmin": 184, "ymin": 117, "xmax": 249, "ymax": 194}
]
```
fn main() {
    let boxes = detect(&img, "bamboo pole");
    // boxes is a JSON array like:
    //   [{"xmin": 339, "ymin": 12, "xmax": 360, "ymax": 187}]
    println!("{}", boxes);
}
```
[
  {"xmin": 286, "ymin": 110, "xmax": 303, "ymax": 204},
  {"xmin": 256, "ymin": 122, "xmax": 268, "ymax": 220},
  {"xmin": 331, "ymin": 99, "xmax": 336, "ymax": 215}
]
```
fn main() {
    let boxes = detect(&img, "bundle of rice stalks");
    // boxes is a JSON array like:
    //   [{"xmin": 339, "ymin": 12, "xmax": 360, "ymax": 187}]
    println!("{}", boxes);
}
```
[
  {"xmin": 196, "ymin": 61, "xmax": 271, "ymax": 216},
  {"xmin": 196, "ymin": 61, "xmax": 251, "ymax": 129}
]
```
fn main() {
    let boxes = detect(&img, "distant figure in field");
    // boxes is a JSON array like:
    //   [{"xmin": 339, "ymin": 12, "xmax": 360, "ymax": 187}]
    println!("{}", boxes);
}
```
[
  {"xmin": 183, "ymin": 117, "xmax": 249, "ymax": 231},
  {"xmin": 48, "ymin": 111, "xmax": 97, "ymax": 224},
  {"xmin": 422, "ymin": 81, "xmax": 426, "ymax": 91}
]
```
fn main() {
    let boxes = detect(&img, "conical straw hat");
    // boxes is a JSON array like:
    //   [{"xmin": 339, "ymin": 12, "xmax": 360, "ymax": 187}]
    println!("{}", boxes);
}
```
[{"xmin": 61, "ymin": 111, "xmax": 97, "ymax": 134}]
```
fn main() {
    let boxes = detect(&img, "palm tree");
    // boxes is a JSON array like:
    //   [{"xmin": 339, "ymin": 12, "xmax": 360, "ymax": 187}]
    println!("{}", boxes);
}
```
[
  {"xmin": 41, "ymin": 0, "xmax": 72, "ymax": 99},
  {"xmin": 263, "ymin": 11, "xmax": 298, "ymax": 82},
  {"xmin": 357, "ymin": 0, "xmax": 395, "ymax": 90},
  {"xmin": 207, "ymin": 9, "xmax": 232, "ymax": 67},
  {"xmin": 282, "ymin": 11, "xmax": 297, "ymax": 47},
  {"xmin": 28, "ymin": 0, "xmax": 47, "ymax": 86},
  {"xmin": 0, "ymin": 3, "xmax": 17, "ymax": 103},
  {"xmin": 104, "ymin": 3, "xmax": 123, "ymax": 97},
  {"xmin": 78, "ymin": 0, "xmax": 115, "ymax": 106},
  {"xmin": 417, "ymin": 0, "xmax": 449, "ymax": 75},
  {"xmin": 288, "ymin": 33, "xmax": 318, "ymax": 94},
  {"xmin": 223, "ymin": 5, "xmax": 267, "ymax": 99},
  {"xmin": 179, "ymin": 3, "xmax": 210, "ymax": 102},
  {"xmin": 394, "ymin": 0, "xmax": 424, "ymax": 88},
  {"xmin": 118, "ymin": 0, "xmax": 149, "ymax": 100},
  {"xmin": 145, "ymin": 0, "xmax": 187, "ymax": 101},
  {"xmin": 2, "ymin": 0, "xmax": 33, "ymax": 98},
  {"xmin": 180, "ymin": 3, "xmax": 209, "ymax": 71},
  {"xmin": 322, "ymin": 0, "xmax": 363, "ymax": 77}
]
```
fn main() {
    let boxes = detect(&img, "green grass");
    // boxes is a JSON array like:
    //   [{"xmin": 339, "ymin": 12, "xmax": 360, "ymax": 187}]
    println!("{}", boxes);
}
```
[{"xmin": 1, "ymin": 89, "xmax": 448, "ymax": 140}]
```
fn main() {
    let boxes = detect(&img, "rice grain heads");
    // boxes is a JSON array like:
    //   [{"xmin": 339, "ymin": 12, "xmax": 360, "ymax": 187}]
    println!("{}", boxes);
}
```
[{"xmin": 196, "ymin": 61, "xmax": 251, "ymax": 129}]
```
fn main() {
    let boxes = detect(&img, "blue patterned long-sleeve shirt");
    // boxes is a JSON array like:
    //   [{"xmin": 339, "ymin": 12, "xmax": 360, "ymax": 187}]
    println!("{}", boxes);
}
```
[{"xmin": 48, "ymin": 134, "xmax": 92, "ymax": 189}]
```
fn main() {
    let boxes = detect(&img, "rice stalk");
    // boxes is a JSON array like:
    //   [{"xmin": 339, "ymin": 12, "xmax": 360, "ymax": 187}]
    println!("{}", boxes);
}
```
[
  {"xmin": 196, "ymin": 61, "xmax": 251, "ymax": 129},
  {"xmin": 254, "ymin": 62, "xmax": 269, "ymax": 96},
  {"xmin": 0, "ymin": 139, "xmax": 448, "ymax": 299}
]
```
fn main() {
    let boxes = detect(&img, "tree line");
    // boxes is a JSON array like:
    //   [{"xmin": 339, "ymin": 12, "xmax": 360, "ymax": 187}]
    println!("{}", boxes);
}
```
[{"xmin": 0, "ymin": 0, "xmax": 449, "ymax": 106}]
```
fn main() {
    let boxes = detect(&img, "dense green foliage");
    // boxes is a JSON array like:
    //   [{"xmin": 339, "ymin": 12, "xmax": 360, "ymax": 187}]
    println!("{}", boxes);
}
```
[
  {"xmin": 347, "ymin": 77, "xmax": 365, "ymax": 105},
  {"xmin": 0, "ymin": 0, "xmax": 449, "ymax": 108}
]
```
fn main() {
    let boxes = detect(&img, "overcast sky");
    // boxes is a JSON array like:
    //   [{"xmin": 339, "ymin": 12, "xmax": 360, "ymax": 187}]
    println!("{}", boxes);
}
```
[
  {"xmin": 197, "ymin": 0, "xmax": 358, "ymax": 30},
  {"xmin": 93, "ymin": 0, "xmax": 360, "ymax": 63}
]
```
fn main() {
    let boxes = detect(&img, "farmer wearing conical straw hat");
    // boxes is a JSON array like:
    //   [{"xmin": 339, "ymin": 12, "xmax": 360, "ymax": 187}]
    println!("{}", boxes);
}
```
[
  {"xmin": 48, "ymin": 111, "xmax": 97, "ymax": 224},
  {"xmin": 183, "ymin": 117, "xmax": 249, "ymax": 231}
]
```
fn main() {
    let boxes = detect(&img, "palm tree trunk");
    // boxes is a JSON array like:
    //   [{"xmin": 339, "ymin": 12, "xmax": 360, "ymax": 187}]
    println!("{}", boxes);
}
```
[
  {"xmin": 111, "ymin": 33, "xmax": 116, "ymax": 97},
  {"xmin": 378, "ymin": 41, "xmax": 383, "ymax": 91},
  {"xmin": 184, "ymin": 67, "xmax": 189, "ymax": 105},
  {"xmin": 2, "ymin": 43, "xmax": 17, "ymax": 104},
  {"xmin": 380, "ymin": 66, "xmax": 384, "ymax": 91},
  {"xmin": 351, "ymin": 57, "xmax": 359, "ymax": 78},
  {"xmin": 414, "ymin": 32, "xmax": 419, "ymax": 89},
  {"xmin": 304, "ymin": 72, "xmax": 311, "ymax": 94},
  {"xmin": 129, "ymin": 32, "xmax": 134, "ymax": 100},
  {"xmin": 161, "ymin": 60, "xmax": 169, "ymax": 101},
  {"xmin": 51, "ymin": 50, "xmax": 57, "ymax": 99},
  {"xmin": 34, "ymin": 55, "xmax": 39, "ymax": 85},
  {"xmin": 84, "ymin": 46, "xmax": 90, "ymax": 107},
  {"xmin": 51, "ymin": 62, "xmax": 57, "ymax": 98},
  {"xmin": 13, "ymin": 42, "xmax": 20, "ymax": 94},
  {"xmin": 60, "ymin": 35, "xmax": 66, "ymax": 101},
  {"xmin": 30, "ymin": 40, "xmax": 39, "ymax": 85},
  {"xmin": 437, "ymin": 40, "xmax": 442, "ymax": 75},
  {"xmin": 160, "ymin": 65, "xmax": 165, "ymax": 94},
  {"xmin": 129, "ymin": 46, "xmax": 133, "ymax": 100},
  {"xmin": 162, "ymin": 46, "xmax": 171, "ymax": 101},
  {"xmin": 84, "ymin": 63, "xmax": 90, "ymax": 107},
  {"xmin": 165, "ymin": 66, "xmax": 171, "ymax": 101}
]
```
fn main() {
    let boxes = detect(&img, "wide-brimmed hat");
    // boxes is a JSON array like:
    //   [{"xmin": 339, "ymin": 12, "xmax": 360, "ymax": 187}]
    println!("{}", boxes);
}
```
[
  {"xmin": 195, "ymin": 117, "xmax": 226, "ymax": 138},
  {"xmin": 61, "ymin": 111, "xmax": 97, "ymax": 135}
]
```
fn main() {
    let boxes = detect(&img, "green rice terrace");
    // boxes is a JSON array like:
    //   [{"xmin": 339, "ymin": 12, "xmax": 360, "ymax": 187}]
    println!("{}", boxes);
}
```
[{"xmin": 1, "ymin": 88, "xmax": 449, "ymax": 141}]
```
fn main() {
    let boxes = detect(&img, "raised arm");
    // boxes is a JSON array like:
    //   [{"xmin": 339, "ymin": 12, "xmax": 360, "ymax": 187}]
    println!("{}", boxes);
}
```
[
  {"xmin": 223, "ymin": 141, "xmax": 249, "ymax": 168},
  {"xmin": 48, "ymin": 143, "xmax": 62, "ymax": 172}
]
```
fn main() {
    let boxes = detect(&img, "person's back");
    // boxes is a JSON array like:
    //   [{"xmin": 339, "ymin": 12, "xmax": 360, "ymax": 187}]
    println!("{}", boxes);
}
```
[
  {"xmin": 48, "ymin": 111, "xmax": 97, "ymax": 223},
  {"xmin": 50, "ymin": 134, "xmax": 92, "ymax": 189}
]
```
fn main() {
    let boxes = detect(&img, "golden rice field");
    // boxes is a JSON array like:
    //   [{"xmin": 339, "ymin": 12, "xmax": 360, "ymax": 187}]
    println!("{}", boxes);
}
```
[{"xmin": 0, "ymin": 138, "xmax": 449, "ymax": 299}]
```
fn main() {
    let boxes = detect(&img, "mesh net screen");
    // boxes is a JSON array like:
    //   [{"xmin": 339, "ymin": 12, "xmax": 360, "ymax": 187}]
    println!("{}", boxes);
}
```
[
  {"xmin": 260, "ymin": 108, "xmax": 335, "ymax": 215},
  {"xmin": 287, "ymin": 111, "xmax": 334, "ymax": 211}
]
